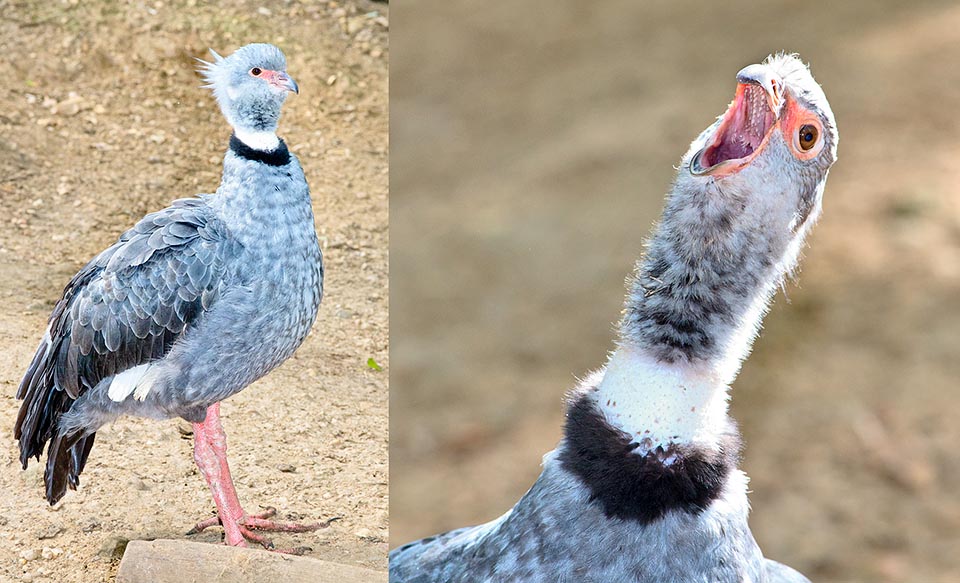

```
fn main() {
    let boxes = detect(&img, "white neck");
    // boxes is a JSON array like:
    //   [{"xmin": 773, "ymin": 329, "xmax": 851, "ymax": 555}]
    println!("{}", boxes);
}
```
[
  {"xmin": 233, "ymin": 127, "xmax": 279, "ymax": 151},
  {"xmin": 595, "ymin": 346, "xmax": 730, "ymax": 455}
]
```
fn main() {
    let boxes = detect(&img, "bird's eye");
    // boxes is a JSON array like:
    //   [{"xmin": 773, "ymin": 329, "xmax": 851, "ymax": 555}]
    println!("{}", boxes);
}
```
[
  {"xmin": 798, "ymin": 124, "xmax": 818, "ymax": 151},
  {"xmin": 250, "ymin": 67, "xmax": 262, "ymax": 77}
]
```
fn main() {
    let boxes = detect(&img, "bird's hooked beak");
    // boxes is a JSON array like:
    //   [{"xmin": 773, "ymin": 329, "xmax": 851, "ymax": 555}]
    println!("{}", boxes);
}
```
[
  {"xmin": 735, "ymin": 64, "xmax": 784, "ymax": 115},
  {"xmin": 690, "ymin": 64, "xmax": 784, "ymax": 177},
  {"xmin": 264, "ymin": 70, "xmax": 300, "ymax": 94}
]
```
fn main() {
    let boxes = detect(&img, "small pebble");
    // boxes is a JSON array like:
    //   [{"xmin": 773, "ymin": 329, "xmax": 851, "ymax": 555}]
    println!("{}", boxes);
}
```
[
  {"xmin": 20, "ymin": 549, "xmax": 37, "ymax": 561},
  {"xmin": 37, "ymin": 524, "xmax": 62, "ymax": 540},
  {"xmin": 58, "ymin": 101, "xmax": 81, "ymax": 117},
  {"xmin": 355, "ymin": 528, "xmax": 380, "ymax": 541},
  {"xmin": 128, "ymin": 477, "xmax": 150, "ymax": 491},
  {"xmin": 98, "ymin": 535, "xmax": 130, "ymax": 558}
]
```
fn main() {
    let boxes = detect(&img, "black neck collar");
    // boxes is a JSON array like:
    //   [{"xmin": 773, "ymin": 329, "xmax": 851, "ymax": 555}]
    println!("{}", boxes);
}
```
[
  {"xmin": 559, "ymin": 391, "xmax": 739, "ymax": 524},
  {"xmin": 229, "ymin": 133, "xmax": 291, "ymax": 166}
]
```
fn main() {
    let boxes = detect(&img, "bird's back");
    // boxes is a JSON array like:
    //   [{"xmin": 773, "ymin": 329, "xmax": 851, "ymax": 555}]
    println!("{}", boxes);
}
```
[{"xmin": 390, "ymin": 450, "xmax": 770, "ymax": 583}]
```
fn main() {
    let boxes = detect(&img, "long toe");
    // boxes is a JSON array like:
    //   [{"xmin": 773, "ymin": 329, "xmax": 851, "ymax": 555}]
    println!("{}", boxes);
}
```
[
  {"xmin": 187, "ymin": 503, "xmax": 330, "ymax": 552},
  {"xmin": 238, "ymin": 525, "xmax": 313, "ymax": 555},
  {"xmin": 240, "ymin": 514, "xmax": 333, "ymax": 533},
  {"xmin": 186, "ymin": 514, "xmax": 223, "ymax": 535},
  {"xmin": 238, "ymin": 525, "xmax": 276, "ymax": 549},
  {"xmin": 248, "ymin": 506, "xmax": 278, "ymax": 520}
]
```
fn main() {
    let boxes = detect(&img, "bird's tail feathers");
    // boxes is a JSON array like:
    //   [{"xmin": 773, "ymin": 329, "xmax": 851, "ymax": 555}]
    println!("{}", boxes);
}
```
[
  {"xmin": 15, "ymin": 336, "xmax": 64, "ymax": 468},
  {"xmin": 44, "ymin": 429, "xmax": 97, "ymax": 505},
  {"xmin": 15, "ymin": 333, "xmax": 99, "ymax": 504}
]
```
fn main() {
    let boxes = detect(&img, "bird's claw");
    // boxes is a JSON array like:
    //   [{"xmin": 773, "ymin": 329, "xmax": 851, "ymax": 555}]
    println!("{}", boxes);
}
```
[{"xmin": 187, "ymin": 506, "xmax": 332, "ymax": 555}]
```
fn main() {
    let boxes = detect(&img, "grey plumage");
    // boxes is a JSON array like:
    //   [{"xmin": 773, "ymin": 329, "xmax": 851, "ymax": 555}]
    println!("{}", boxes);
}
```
[
  {"xmin": 392, "ymin": 444, "xmax": 766, "ymax": 583},
  {"xmin": 15, "ymin": 44, "xmax": 321, "ymax": 505},
  {"xmin": 391, "ymin": 54, "xmax": 835, "ymax": 582}
]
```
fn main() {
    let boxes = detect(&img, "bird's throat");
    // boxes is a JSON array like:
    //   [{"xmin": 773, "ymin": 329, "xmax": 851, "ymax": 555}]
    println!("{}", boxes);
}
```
[
  {"xmin": 233, "ymin": 127, "xmax": 280, "ymax": 151},
  {"xmin": 595, "ymin": 347, "xmax": 730, "ymax": 454}
]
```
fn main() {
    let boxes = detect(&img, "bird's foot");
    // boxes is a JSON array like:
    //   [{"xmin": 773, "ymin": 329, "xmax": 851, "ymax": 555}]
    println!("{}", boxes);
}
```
[{"xmin": 187, "ymin": 506, "xmax": 335, "ymax": 555}]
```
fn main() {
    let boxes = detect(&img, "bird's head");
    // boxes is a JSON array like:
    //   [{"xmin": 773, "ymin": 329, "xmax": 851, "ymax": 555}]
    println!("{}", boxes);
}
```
[
  {"xmin": 676, "ymin": 54, "xmax": 837, "ymax": 234},
  {"xmin": 198, "ymin": 43, "xmax": 299, "ymax": 150}
]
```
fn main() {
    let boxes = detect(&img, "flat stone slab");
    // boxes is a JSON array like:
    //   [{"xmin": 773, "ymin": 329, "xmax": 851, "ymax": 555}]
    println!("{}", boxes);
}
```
[{"xmin": 117, "ymin": 539, "xmax": 386, "ymax": 583}]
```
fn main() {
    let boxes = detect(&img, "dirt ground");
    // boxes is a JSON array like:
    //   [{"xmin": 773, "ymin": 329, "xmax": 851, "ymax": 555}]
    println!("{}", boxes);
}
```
[
  {"xmin": 392, "ymin": 1, "xmax": 960, "ymax": 582},
  {"xmin": 0, "ymin": 1, "xmax": 387, "ymax": 581}
]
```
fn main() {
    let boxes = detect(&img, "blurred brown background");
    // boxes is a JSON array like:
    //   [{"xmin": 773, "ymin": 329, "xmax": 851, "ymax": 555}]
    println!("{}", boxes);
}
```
[{"xmin": 391, "ymin": 1, "xmax": 960, "ymax": 581}]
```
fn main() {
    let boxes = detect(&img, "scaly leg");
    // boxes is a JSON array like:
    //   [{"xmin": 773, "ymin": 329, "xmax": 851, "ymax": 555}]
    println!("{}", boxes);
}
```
[{"xmin": 188, "ymin": 403, "xmax": 327, "ymax": 554}]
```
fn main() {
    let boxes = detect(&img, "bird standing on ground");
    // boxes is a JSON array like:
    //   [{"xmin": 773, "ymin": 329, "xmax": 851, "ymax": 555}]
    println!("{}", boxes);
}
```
[
  {"xmin": 15, "ymin": 43, "xmax": 325, "ymax": 553},
  {"xmin": 390, "ymin": 54, "xmax": 837, "ymax": 582}
]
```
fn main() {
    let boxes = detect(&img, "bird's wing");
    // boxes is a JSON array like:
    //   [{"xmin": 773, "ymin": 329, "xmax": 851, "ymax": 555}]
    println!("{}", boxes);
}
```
[{"xmin": 14, "ymin": 197, "xmax": 232, "ymax": 501}]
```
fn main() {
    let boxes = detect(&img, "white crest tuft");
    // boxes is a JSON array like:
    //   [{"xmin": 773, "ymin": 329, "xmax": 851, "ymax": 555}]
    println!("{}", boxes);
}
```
[{"xmin": 196, "ymin": 49, "xmax": 228, "ymax": 91}]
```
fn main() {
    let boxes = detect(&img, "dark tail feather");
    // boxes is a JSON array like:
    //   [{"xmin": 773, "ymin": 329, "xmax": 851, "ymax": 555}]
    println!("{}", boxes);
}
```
[
  {"xmin": 15, "ymin": 336, "xmax": 65, "ymax": 467},
  {"xmin": 44, "ymin": 430, "xmax": 97, "ymax": 505},
  {"xmin": 16, "ymin": 333, "xmax": 97, "ymax": 504}
]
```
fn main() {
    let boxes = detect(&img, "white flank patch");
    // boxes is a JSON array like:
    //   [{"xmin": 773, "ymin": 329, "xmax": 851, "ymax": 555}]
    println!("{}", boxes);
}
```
[
  {"xmin": 133, "ymin": 366, "xmax": 163, "ymax": 401},
  {"xmin": 596, "ymin": 347, "xmax": 729, "ymax": 454},
  {"xmin": 233, "ymin": 127, "xmax": 280, "ymax": 151},
  {"xmin": 107, "ymin": 364, "xmax": 154, "ymax": 402}
]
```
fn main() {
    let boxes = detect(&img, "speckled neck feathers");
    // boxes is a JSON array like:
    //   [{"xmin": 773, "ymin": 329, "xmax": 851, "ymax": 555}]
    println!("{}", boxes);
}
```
[{"xmin": 620, "ymin": 190, "xmax": 802, "ymax": 380}]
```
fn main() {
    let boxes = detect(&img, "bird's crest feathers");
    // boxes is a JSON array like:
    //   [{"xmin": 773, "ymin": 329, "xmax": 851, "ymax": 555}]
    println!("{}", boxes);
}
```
[{"xmin": 196, "ymin": 49, "xmax": 228, "ymax": 92}]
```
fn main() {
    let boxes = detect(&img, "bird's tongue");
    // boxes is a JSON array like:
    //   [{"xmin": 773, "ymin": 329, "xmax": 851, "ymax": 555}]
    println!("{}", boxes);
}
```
[{"xmin": 699, "ymin": 84, "xmax": 775, "ymax": 169}]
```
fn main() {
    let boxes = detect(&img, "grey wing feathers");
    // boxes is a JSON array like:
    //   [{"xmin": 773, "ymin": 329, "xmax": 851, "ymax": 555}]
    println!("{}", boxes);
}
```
[
  {"xmin": 14, "ymin": 197, "xmax": 231, "ymax": 504},
  {"xmin": 389, "ymin": 526, "xmax": 481, "ymax": 583}
]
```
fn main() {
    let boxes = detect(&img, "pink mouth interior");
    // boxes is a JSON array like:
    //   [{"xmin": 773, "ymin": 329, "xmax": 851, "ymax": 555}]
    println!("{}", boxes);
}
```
[{"xmin": 699, "ymin": 84, "xmax": 775, "ymax": 168}]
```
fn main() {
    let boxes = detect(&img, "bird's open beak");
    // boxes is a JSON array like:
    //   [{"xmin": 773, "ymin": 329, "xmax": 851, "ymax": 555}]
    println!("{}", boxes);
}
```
[
  {"xmin": 690, "ymin": 65, "xmax": 784, "ymax": 177},
  {"xmin": 265, "ymin": 71, "xmax": 299, "ymax": 94}
]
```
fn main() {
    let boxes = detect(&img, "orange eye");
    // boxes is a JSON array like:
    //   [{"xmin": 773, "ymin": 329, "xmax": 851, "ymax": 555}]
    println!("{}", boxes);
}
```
[
  {"xmin": 250, "ymin": 67, "xmax": 262, "ymax": 76},
  {"xmin": 798, "ymin": 124, "xmax": 818, "ymax": 151}
]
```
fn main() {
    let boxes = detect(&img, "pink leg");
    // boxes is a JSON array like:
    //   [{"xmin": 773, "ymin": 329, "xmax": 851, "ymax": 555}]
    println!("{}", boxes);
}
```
[{"xmin": 189, "ymin": 403, "xmax": 329, "ymax": 554}]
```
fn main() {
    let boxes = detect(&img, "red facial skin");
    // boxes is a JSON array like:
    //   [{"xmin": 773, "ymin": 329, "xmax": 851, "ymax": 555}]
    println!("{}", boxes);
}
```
[
  {"xmin": 700, "ymin": 84, "xmax": 824, "ymax": 178},
  {"xmin": 781, "ymin": 97, "xmax": 825, "ymax": 160},
  {"xmin": 250, "ymin": 68, "xmax": 298, "ymax": 93}
]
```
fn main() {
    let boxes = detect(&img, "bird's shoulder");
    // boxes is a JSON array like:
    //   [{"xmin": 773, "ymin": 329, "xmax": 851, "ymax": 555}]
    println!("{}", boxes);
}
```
[
  {"xmin": 100, "ymin": 197, "xmax": 230, "ymax": 269},
  {"xmin": 67, "ymin": 197, "xmax": 234, "ymax": 314}
]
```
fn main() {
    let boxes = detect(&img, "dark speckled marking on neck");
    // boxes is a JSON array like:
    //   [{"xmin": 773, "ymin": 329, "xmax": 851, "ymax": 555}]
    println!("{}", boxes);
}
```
[
  {"xmin": 229, "ymin": 133, "xmax": 291, "ymax": 166},
  {"xmin": 559, "ymin": 391, "xmax": 740, "ymax": 524}
]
